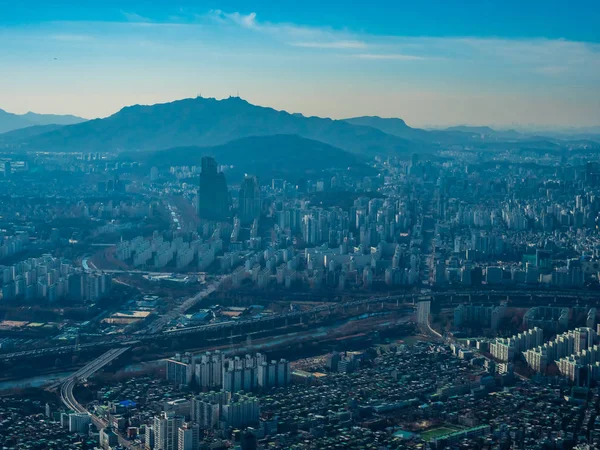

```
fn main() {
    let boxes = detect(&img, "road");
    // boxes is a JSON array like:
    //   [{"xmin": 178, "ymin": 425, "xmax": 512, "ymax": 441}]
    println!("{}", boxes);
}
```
[
  {"xmin": 424, "ymin": 311, "xmax": 444, "ymax": 341},
  {"xmin": 0, "ymin": 295, "xmax": 414, "ymax": 363},
  {"xmin": 83, "ymin": 254, "xmax": 206, "ymax": 277},
  {"xmin": 51, "ymin": 347, "xmax": 130, "ymax": 392},
  {"xmin": 141, "ymin": 276, "xmax": 224, "ymax": 334},
  {"xmin": 2, "ymin": 287, "xmax": 599, "ymax": 362},
  {"xmin": 58, "ymin": 347, "xmax": 142, "ymax": 449},
  {"xmin": 163, "ymin": 295, "xmax": 417, "ymax": 336}
]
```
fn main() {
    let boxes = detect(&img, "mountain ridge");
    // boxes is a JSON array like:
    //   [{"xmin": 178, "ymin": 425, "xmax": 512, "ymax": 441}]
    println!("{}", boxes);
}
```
[
  {"xmin": 344, "ymin": 116, "xmax": 430, "ymax": 141},
  {"xmin": 0, "ymin": 109, "xmax": 86, "ymax": 134},
  {"xmin": 10, "ymin": 96, "xmax": 423, "ymax": 156},
  {"xmin": 131, "ymin": 134, "xmax": 376, "ymax": 181}
]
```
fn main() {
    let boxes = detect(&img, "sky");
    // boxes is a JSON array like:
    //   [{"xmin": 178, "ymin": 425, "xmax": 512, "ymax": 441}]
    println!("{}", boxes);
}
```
[{"xmin": 1, "ymin": 0, "xmax": 599, "ymax": 128}]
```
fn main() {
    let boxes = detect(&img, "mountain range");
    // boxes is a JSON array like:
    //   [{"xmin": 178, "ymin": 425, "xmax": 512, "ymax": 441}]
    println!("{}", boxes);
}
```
[
  {"xmin": 2, "ymin": 97, "xmax": 421, "ymax": 156},
  {"xmin": 343, "ymin": 116, "xmax": 431, "ymax": 141},
  {"xmin": 0, "ymin": 96, "xmax": 598, "ymax": 162},
  {"xmin": 345, "ymin": 117, "xmax": 535, "ymax": 143},
  {"xmin": 0, "ymin": 109, "xmax": 86, "ymax": 134},
  {"xmin": 132, "ymin": 134, "xmax": 376, "ymax": 181}
]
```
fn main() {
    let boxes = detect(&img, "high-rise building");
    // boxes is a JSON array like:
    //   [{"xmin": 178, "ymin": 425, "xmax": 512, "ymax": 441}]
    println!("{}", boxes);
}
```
[
  {"xmin": 100, "ymin": 427, "xmax": 119, "ymax": 449},
  {"xmin": 221, "ymin": 394, "xmax": 260, "ymax": 428},
  {"xmin": 68, "ymin": 413, "xmax": 91, "ymax": 434},
  {"xmin": 222, "ymin": 367, "xmax": 250, "ymax": 394},
  {"xmin": 166, "ymin": 354, "xmax": 195, "ymax": 386},
  {"xmin": 177, "ymin": 423, "xmax": 200, "ymax": 450},
  {"xmin": 256, "ymin": 359, "xmax": 290, "ymax": 390},
  {"xmin": 192, "ymin": 399, "xmax": 220, "ymax": 429},
  {"xmin": 192, "ymin": 391, "xmax": 229, "ymax": 429},
  {"xmin": 145, "ymin": 425, "xmax": 155, "ymax": 449},
  {"xmin": 222, "ymin": 354, "xmax": 268, "ymax": 393},
  {"xmin": 239, "ymin": 176, "xmax": 261, "ymax": 225},
  {"xmin": 153, "ymin": 411, "xmax": 185, "ymax": 450},
  {"xmin": 194, "ymin": 351, "xmax": 223, "ymax": 389},
  {"xmin": 277, "ymin": 359, "xmax": 290, "ymax": 386},
  {"xmin": 198, "ymin": 157, "xmax": 229, "ymax": 221}
]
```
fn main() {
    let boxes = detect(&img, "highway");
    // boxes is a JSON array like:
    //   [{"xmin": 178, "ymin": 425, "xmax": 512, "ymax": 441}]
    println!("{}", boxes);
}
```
[
  {"xmin": 82, "ymin": 255, "xmax": 207, "ymax": 277},
  {"xmin": 2, "ymin": 288, "xmax": 599, "ymax": 362},
  {"xmin": 141, "ymin": 276, "xmax": 223, "ymax": 334},
  {"xmin": 423, "ymin": 309, "xmax": 444, "ymax": 341},
  {"xmin": 54, "ymin": 347, "xmax": 130, "ymax": 393},
  {"xmin": 159, "ymin": 286, "xmax": 595, "ymax": 337},
  {"xmin": 57, "ymin": 347, "xmax": 143, "ymax": 449},
  {"xmin": 162, "ymin": 294, "xmax": 417, "ymax": 336}
]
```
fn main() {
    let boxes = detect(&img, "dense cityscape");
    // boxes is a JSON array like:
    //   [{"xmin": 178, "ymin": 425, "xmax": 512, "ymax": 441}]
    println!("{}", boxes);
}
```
[
  {"xmin": 1, "ymin": 108, "xmax": 600, "ymax": 449},
  {"xmin": 2, "ymin": 2, "xmax": 600, "ymax": 450}
]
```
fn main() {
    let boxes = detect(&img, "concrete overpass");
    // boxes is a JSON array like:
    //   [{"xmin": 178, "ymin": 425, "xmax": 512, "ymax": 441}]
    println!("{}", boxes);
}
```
[
  {"xmin": 2, "ymin": 288, "xmax": 599, "ymax": 363},
  {"xmin": 57, "ymin": 347, "xmax": 143, "ymax": 449},
  {"xmin": 51, "ymin": 347, "xmax": 130, "ymax": 393}
]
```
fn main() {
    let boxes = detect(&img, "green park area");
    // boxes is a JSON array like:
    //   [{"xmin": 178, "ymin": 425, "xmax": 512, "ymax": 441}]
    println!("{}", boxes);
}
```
[{"xmin": 420, "ymin": 426, "xmax": 461, "ymax": 441}]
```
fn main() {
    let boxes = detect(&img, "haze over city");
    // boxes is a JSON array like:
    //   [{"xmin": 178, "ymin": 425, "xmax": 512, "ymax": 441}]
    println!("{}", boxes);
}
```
[
  {"xmin": 1, "ymin": 0, "xmax": 599, "ymax": 127},
  {"xmin": 2, "ymin": 2, "xmax": 600, "ymax": 450}
]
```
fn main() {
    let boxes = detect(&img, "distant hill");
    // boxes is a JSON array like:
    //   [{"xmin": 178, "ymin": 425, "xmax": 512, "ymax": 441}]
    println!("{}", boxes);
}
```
[
  {"xmin": 445, "ymin": 125, "xmax": 497, "ymax": 134},
  {"xmin": 0, "ymin": 110, "xmax": 31, "ymax": 134},
  {"xmin": 14, "ymin": 97, "xmax": 421, "ymax": 156},
  {"xmin": 0, "ymin": 109, "xmax": 86, "ymax": 134},
  {"xmin": 20, "ymin": 112, "xmax": 86, "ymax": 126},
  {"xmin": 344, "ymin": 116, "xmax": 429, "ymax": 141},
  {"xmin": 0, "ymin": 124, "xmax": 65, "ymax": 145},
  {"xmin": 344, "ymin": 116, "xmax": 484, "ymax": 145},
  {"xmin": 6, "ymin": 97, "xmax": 587, "ymax": 158},
  {"xmin": 345, "ymin": 117, "xmax": 593, "ymax": 145},
  {"xmin": 134, "ymin": 134, "xmax": 376, "ymax": 181},
  {"xmin": 444, "ymin": 125, "xmax": 522, "ymax": 140}
]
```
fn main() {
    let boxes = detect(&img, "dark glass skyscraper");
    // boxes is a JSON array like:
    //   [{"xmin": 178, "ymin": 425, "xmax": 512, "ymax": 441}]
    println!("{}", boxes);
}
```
[
  {"xmin": 239, "ymin": 176, "xmax": 261, "ymax": 225},
  {"xmin": 198, "ymin": 157, "xmax": 229, "ymax": 221}
]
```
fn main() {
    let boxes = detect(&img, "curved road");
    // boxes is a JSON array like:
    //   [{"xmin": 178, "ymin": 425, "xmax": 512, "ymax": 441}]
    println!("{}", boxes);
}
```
[
  {"xmin": 2, "ymin": 288, "xmax": 598, "ymax": 362},
  {"xmin": 58, "ymin": 347, "xmax": 142, "ymax": 449}
]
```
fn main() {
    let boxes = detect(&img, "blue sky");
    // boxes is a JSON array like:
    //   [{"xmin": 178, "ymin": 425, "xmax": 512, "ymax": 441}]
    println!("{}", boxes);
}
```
[{"xmin": 1, "ymin": 0, "xmax": 599, "ymax": 127}]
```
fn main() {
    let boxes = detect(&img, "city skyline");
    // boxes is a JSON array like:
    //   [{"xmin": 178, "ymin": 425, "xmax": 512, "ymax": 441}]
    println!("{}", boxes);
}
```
[
  {"xmin": 5, "ymin": 3, "xmax": 600, "ymax": 449},
  {"xmin": 1, "ymin": 0, "xmax": 599, "ymax": 127}
]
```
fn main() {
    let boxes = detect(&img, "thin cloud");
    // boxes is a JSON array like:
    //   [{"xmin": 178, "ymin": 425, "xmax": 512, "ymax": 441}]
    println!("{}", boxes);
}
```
[
  {"xmin": 207, "ymin": 10, "xmax": 359, "ymax": 46},
  {"xmin": 51, "ymin": 34, "xmax": 95, "ymax": 42},
  {"xmin": 355, "ymin": 53, "xmax": 427, "ymax": 61},
  {"xmin": 291, "ymin": 40, "xmax": 367, "ymax": 49},
  {"xmin": 39, "ymin": 10, "xmax": 600, "ymax": 78},
  {"xmin": 208, "ymin": 10, "xmax": 258, "ymax": 29},
  {"xmin": 228, "ymin": 11, "xmax": 257, "ymax": 29},
  {"xmin": 120, "ymin": 10, "xmax": 152, "ymax": 23}
]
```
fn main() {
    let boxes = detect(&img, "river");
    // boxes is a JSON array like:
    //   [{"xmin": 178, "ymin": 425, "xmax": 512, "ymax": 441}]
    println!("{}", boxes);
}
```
[{"xmin": 0, "ymin": 371, "xmax": 73, "ymax": 391}]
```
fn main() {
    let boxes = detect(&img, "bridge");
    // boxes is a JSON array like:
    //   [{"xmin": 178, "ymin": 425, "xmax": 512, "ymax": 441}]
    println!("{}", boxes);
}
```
[
  {"xmin": 55, "ymin": 347, "xmax": 143, "ymax": 449},
  {"xmin": 2, "ymin": 288, "xmax": 598, "ymax": 363},
  {"xmin": 161, "ymin": 294, "xmax": 416, "ymax": 336},
  {"xmin": 0, "ymin": 294, "xmax": 414, "ymax": 361},
  {"xmin": 51, "ymin": 347, "xmax": 130, "ymax": 394}
]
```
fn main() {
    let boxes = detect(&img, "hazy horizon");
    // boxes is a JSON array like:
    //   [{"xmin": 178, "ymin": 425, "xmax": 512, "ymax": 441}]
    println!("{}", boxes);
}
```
[
  {"xmin": 1, "ymin": 1, "xmax": 599, "ymax": 128},
  {"xmin": 3, "ymin": 94, "xmax": 600, "ymax": 133}
]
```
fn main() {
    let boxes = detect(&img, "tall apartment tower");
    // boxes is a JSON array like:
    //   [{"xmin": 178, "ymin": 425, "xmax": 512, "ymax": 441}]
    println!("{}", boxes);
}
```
[
  {"xmin": 239, "ymin": 175, "xmax": 261, "ymax": 225},
  {"xmin": 153, "ymin": 411, "xmax": 185, "ymax": 450},
  {"xmin": 198, "ymin": 157, "xmax": 229, "ymax": 221}
]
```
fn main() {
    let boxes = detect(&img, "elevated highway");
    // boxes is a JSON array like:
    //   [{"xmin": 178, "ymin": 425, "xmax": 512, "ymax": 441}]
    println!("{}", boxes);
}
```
[
  {"xmin": 50, "ymin": 347, "xmax": 130, "ymax": 393},
  {"xmin": 2, "ymin": 288, "xmax": 598, "ymax": 363},
  {"xmin": 57, "ymin": 347, "xmax": 142, "ymax": 449}
]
